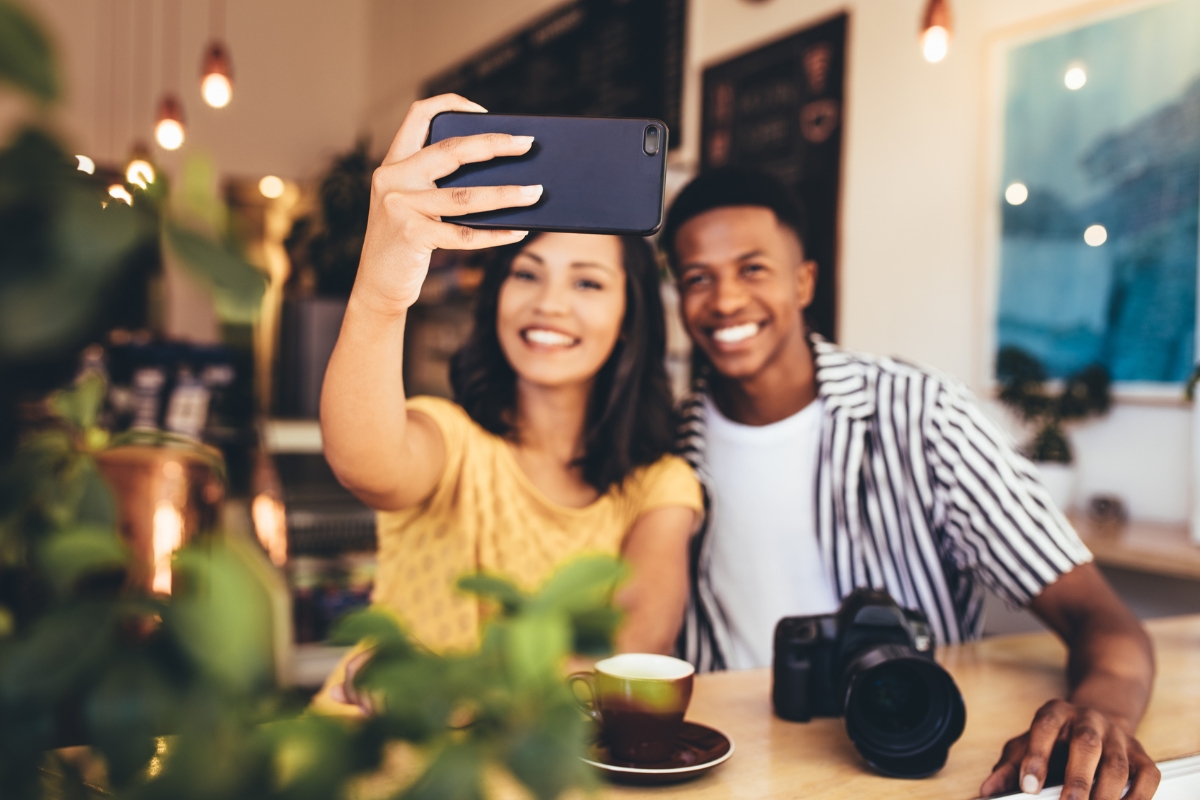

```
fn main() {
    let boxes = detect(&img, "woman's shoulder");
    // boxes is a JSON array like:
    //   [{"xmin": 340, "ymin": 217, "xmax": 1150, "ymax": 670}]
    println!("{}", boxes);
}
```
[
  {"xmin": 406, "ymin": 395, "xmax": 500, "ymax": 453},
  {"xmin": 620, "ymin": 454, "xmax": 704, "ymax": 515}
]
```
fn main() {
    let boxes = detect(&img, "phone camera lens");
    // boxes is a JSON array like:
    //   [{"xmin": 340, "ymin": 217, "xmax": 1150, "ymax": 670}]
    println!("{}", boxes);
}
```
[{"xmin": 643, "ymin": 125, "xmax": 661, "ymax": 156}]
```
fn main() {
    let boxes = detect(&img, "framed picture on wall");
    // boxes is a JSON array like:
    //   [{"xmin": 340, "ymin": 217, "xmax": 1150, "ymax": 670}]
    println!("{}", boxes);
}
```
[
  {"xmin": 700, "ymin": 13, "xmax": 847, "ymax": 341},
  {"xmin": 983, "ymin": 0, "xmax": 1200, "ymax": 393}
]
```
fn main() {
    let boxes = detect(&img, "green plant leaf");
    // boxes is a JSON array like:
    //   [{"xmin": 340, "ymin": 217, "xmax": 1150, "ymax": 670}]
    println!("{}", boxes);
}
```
[
  {"xmin": 170, "ymin": 540, "xmax": 274, "ymax": 693},
  {"xmin": 0, "ymin": 603, "xmax": 114, "ymax": 710},
  {"xmin": 400, "ymin": 742, "xmax": 484, "ymax": 800},
  {"xmin": 457, "ymin": 573, "xmax": 526, "ymax": 614},
  {"xmin": 0, "ymin": 0, "xmax": 59, "ymax": 102},
  {"xmin": 0, "ymin": 129, "xmax": 150, "ymax": 359},
  {"xmin": 504, "ymin": 703, "xmax": 592, "ymax": 800},
  {"xmin": 329, "ymin": 607, "xmax": 411, "ymax": 650},
  {"xmin": 567, "ymin": 606, "xmax": 622, "ymax": 657},
  {"xmin": 527, "ymin": 555, "xmax": 625, "ymax": 615},
  {"xmin": 504, "ymin": 613, "xmax": 571, "ymax": 688},
  {"xmin": 47, "ymin": 373, "xmax": 107, "ymax": 431},
  {"xmin": 38, "ymin": 524, "xmax": 127, "ymax": 593},
  {"xmin": 163, "ymin": 222, "xmax": 266, "ymax": 324},
  {"xmin": 86, "ymin": 656, "xmax": 174, "ymax": 788}
]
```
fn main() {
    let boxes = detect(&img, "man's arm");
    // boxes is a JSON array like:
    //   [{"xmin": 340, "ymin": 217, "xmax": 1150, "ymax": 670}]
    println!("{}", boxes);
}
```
[{"xmin": 980, "ymin": 563, "xmax": 1159, "ymax": 800}]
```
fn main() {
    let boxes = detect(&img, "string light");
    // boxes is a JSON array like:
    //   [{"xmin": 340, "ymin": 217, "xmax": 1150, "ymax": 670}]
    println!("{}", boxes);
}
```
[
  {"xmin": 920, "ymin": 0, "xmax": 952, "ymax": 63},
  {"xmin": 76, "ymin": 155, "xmax": 96, "ymax": 174}
]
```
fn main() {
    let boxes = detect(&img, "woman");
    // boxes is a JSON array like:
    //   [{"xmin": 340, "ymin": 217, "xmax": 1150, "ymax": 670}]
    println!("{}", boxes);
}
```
[{"xmin": 315, "ymin": 95, "xmax": 702, "ymax": 712}]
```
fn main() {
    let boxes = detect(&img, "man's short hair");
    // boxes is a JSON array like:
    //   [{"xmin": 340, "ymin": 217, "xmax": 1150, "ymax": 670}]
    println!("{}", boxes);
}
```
[{"xmin": 660, "ymin": 167, "xmax": 809, "ymax": 273}]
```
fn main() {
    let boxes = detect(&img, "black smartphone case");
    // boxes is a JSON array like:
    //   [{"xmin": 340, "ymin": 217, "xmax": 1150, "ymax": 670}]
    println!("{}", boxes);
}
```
[{"xmin": 427, "ymin": 112, "xmax": 668, "ymax": 236}]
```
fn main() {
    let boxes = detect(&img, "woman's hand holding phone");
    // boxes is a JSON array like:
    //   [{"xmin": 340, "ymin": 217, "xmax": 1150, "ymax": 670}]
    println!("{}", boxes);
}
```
[{"xmin": 354, "ymin": 93, "xmax": 543, "ymax": 317}]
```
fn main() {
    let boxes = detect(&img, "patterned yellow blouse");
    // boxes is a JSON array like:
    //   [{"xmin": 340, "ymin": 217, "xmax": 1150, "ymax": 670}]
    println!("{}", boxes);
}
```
[{"xmin": 312, "ymin": 396, "xmax": 703, "ymax": 714}]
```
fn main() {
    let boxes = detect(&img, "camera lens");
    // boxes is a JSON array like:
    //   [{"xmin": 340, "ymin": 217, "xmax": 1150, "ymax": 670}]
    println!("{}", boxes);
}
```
[
  {"xmin": 842, "ymin": 647, "xmax": 965, "ymax": 779},
  {"xmin": 643, "ymin": 125, "xmax": 661, "ymax": 156},
  {"xmin": 856, "ymin": 663, "xmax": 930, "ymax": 734}
]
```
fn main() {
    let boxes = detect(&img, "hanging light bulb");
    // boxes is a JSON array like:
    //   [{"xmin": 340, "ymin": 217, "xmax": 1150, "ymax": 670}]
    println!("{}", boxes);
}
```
[
  {"xmin": 125, "ymin": 143, "xmax": 156, "ymax": 189},
  {"xmin": 200, "ymin": 41, "xmax": 233, "ymax": 108},
  {"xmin": 155, "ymin": 94, "xmax": 185, "ymax": 150},
  {"xmin": 920, "ymin": 0, "xmax": 952, "ymax": 63}
]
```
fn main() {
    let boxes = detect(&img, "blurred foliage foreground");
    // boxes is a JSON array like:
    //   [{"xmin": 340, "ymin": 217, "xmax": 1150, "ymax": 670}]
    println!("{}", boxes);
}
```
[
  {"xmin": 1, "ymin": 2, "xmax": 621, "ymax": 797},
  {"xmin": 3, "ymin": 376, "xmax": 625, "ymax": 800}
]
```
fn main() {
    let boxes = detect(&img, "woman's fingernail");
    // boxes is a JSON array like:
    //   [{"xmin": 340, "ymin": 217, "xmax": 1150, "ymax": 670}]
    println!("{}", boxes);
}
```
[
  {"xmin": 512, "ymin": 135, "xmax": 535, "ymax": 147},
  {"xmin": 1021, "ymin": 774, "xmax": 1039, "ymax": 794},
  {"xmin": 468, "ymin": 102, "xmax": 488, "ymax": 112},
  {"xmin": 519, "ymin": 184, "xmax": 543, "ymax": 198}
]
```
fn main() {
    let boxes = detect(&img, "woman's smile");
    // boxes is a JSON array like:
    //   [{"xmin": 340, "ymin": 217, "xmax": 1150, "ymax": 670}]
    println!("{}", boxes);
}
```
[{"xmin": 521, "ymin": 326, "xmax": 581, "ymax": 349}]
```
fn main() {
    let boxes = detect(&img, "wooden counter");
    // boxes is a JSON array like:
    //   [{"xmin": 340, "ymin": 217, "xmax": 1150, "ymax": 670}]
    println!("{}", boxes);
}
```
[
  {"xmin": 1068, "ymin": 513, "xmax": 1200, "ymax": 582},
  {"xmin": 607, "ymin": 615, "xmax": 1200, "ymax": 799}
]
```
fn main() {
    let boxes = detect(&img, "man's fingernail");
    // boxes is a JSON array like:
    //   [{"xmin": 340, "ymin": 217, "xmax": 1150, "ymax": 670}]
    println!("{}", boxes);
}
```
[
  {"xmin": 519, "ymin": 184, "xmax": 543, "ymax": 198},
  {"xmin": 1021, "ymin": 774, "xmax": 1039, "ymax": 794},
  {"xmin": 512, "ymin": 135, "xmax": 535, "ymax": 147}
]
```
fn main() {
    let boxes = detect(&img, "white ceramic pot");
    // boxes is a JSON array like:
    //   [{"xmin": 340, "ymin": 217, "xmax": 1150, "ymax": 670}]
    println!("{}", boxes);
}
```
[{"xmin": 1036, "ymin": 462, "xmax": 1076, "ymax": 513}]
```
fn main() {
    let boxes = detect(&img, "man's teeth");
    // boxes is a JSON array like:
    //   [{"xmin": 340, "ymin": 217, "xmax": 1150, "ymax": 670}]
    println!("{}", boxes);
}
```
[
  {"xmin": 712, "ymin": 322, "xmax": 760, "ymax": 344},
  {"xmin": 524, "ymin": 329, "xmax": 577, "ymax": 347}
]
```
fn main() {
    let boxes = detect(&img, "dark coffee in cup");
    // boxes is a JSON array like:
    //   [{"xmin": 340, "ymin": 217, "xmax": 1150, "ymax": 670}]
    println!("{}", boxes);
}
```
[{"xmin": 570, "ymin": 653, "xmax": 695, "ymax": 763}]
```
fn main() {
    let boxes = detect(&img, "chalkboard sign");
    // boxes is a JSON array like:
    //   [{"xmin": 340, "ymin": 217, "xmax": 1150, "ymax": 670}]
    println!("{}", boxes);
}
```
[
  {"xmin": 701, "ymin": 14, "xmax": 847, "ymax": 341},
  {"xmin": 423, "ymin": 0, "xmax": 686, "ymax": 145}
]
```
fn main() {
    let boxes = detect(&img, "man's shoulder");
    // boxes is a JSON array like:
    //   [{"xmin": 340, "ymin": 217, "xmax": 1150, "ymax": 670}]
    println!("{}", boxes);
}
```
[{"xmin": 812, "ymin": 337, "xmax": 964, "ymax": 398}]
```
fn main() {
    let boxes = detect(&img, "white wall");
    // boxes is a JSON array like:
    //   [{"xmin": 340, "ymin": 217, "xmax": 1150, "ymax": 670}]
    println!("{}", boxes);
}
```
[{"xmin": 23, "ymin": 0, "xmax": 370, "ymax": 181}]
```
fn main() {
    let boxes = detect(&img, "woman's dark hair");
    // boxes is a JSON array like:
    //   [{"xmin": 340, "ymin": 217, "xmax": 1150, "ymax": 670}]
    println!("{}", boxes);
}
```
[{"xmin": 449, "ymin": 234, "xmax": 675, "ymax": 494}]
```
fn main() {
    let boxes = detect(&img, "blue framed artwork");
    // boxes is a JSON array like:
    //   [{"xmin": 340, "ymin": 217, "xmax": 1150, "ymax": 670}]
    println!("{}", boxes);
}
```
[{"xmin": 995, "ymin": 0, "xmax": 1200, "ymax": 383}]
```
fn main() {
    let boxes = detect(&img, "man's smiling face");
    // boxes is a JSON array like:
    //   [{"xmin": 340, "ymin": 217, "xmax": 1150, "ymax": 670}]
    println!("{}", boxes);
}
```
[{"xmin": 674, "ymin": 206, "xmax": 816, "ymax": 381}]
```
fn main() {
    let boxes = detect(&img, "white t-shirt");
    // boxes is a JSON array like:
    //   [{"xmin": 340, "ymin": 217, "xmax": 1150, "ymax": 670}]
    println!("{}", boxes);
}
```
[{"xmin": 703, "ymin": 395, "xmax": 839, "ymax": 670}]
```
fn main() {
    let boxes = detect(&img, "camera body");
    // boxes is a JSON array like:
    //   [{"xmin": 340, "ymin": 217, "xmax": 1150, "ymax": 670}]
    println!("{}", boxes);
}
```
[
  {"xmin": 772, "ymin": 589, "xmax": 935, "ymax": 722},
  {"xmin": 772, "ymin": 589, "xmax": 965, "ymax": 778}
]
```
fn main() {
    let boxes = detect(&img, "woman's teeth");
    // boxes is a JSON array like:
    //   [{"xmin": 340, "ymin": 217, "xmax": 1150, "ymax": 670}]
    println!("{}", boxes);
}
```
[
  {"xmin": 712, "ymin": 322, "xmax": 760, "ymax": 344},
  {"xmin": 524, "ymin": 328, "xmax": 577, "ymax": 347}
]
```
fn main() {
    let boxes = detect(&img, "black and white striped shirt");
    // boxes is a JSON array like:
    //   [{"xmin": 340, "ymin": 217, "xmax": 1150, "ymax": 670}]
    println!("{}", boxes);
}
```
[{"xmin": 675, "ymin": 334, "xmax": 1093, "ymax": 673}]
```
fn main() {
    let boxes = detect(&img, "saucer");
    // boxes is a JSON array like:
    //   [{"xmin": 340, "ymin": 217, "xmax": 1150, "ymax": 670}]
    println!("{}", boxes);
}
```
[{"xmin": 583, "ymin": 721, "xmax": 734, "ymax": 786}]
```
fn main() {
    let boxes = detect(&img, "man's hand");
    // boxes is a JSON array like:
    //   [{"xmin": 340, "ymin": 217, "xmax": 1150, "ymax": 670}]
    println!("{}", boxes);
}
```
[
  {"xmin": 979, "ymin": 563, "xmax": 1158, "ymax": 799},
  {"xmin": 980, "ymin": 699, "xmax": 1160, "ymax": 799}
]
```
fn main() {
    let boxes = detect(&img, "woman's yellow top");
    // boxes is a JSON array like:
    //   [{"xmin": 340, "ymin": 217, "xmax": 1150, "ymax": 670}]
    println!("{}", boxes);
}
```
[{"xmin": 311, "ymin": 396, "xmax": 703, "ymax": 714}]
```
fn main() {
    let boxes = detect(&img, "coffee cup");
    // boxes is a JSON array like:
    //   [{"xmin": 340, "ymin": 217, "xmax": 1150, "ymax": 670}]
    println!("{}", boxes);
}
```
[{"xmin": 569, "ymin": 653, "xmax": 695, "ymax": 763}]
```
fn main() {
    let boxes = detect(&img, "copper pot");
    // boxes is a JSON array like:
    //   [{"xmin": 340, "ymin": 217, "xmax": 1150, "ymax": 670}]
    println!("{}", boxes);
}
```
[{"xmin": 95, "ymin": 445, "xmax": 223, "ymax": 594}]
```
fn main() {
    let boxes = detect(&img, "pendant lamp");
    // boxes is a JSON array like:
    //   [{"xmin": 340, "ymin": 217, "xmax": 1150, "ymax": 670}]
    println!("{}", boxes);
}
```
[
  {"xmin": 920, "ymin": 0, "xmax": 952, "ymax": 63},
  {"xmin": 200, "ymin": 41, "xmax": 233, "ymax": 108},
  {"xmin": 155, "ymin": 95, "xmax": 185, "ymax": 150},
  {"xmin": 200, "ymin": 0, "xmax": 233, "ymax": 108},
  {"xmin": 155, "ymin": 0, "xmax": 185, "ymax": 150}
]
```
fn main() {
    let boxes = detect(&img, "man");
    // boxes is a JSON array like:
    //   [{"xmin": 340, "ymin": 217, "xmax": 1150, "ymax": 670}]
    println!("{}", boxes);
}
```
[{"xmin": 662, "ymin": 168, "xmax": 1159, "ymax": 800}]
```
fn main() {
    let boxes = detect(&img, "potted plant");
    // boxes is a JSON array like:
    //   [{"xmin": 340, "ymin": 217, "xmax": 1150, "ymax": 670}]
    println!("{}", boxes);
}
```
[{"xmin": 996, "ymin": 347, "xmax": 1112, "ymax": 512}]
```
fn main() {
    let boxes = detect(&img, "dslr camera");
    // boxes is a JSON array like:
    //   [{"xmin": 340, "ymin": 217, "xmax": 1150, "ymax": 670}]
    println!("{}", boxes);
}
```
[{"xmin": 772, "ymin": 589, "xmax": 966, "ymax": 778}]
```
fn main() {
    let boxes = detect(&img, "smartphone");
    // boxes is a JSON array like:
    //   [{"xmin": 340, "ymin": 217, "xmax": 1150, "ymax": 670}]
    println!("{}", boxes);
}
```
[{"xmin": 427, "ymin": 112, "xmax": 669, "ymax": 236}]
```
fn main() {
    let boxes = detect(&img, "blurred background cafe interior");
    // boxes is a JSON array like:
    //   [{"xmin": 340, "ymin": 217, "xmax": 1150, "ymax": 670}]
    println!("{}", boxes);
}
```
[{"xmin": 3, "ymin": 0, "xmax": 1200, "ymax": 796}]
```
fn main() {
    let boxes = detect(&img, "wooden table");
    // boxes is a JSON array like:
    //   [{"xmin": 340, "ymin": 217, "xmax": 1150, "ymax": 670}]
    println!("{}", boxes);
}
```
[
  {"xmin": 607, "ymin": 615, "xmax": 1200, "ymax": 799},
  {"xmin": 1068, "ymin": 513, "xmax": 1200, "ymax": 582}
]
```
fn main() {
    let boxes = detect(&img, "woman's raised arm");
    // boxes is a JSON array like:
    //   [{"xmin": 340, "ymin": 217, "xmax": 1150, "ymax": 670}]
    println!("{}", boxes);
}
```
[{"xmin": 320, "ymin": 94, "xmax": 542, "ymax": 510}]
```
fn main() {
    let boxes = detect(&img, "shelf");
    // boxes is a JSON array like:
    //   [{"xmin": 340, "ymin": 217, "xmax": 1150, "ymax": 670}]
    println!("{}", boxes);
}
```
[{"xmin": 1068, "ymin": 512, "xmax": 1200, "ymax": 582}]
